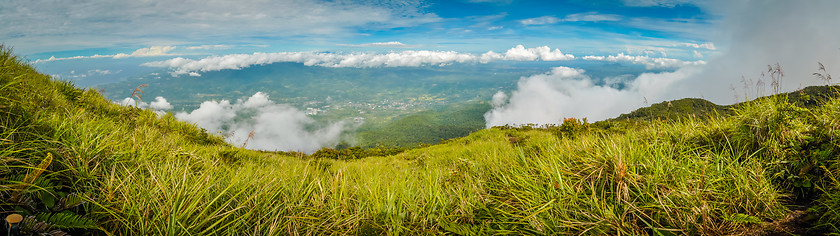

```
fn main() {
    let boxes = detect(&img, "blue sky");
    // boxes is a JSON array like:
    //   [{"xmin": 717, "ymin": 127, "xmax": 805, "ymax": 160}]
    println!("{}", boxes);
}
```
[{"xmin": 3, "ymin": 0, "xmax": 717, "ymax": 60}]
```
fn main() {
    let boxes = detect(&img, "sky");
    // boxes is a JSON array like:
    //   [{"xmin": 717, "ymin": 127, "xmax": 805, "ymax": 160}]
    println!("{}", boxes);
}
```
[
  {"xmin": 3, "ymin": 0, "xmax": 840, "ymax": 152},
  {"xmin": 4, "ymin": 0, "xmax": 718, "ymax": 64}
]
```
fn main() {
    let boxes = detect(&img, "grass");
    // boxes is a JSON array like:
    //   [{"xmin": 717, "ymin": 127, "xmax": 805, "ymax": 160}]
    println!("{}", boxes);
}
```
[{"xmin": 1, "ymin": 44, "xmax": 839, "ymax": 235}]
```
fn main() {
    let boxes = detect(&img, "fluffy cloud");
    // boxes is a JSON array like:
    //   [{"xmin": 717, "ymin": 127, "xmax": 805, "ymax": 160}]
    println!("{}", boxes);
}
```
[
  {"xmin": 484, "ymin": 66, "xmax": 698, "ymax": 126},
  {"xmin": 118, "ymin": 96, "xmax": 173, "ymax": 115},
  {"xmin": 480, "ymin": 45, "xmax": 575, "ymax": 62},
  {"xmin": 144, "ymin": 45, "xmax": 575, "ymax": 76},
  {"xmin": 149, "ymin": 96, "xmax": 173, "ymax": 110},
  {"xmin": 174, "ymin": 92, "xmax": 347, "ymax": 153},
  {"xmin": 582, "ymin": 53, "xmax": 705, "ymax": 69}
]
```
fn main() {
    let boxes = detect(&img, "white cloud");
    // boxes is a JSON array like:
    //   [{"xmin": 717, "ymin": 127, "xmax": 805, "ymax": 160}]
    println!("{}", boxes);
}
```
[
  {"xmin": 90, "ymin": 69, "xmax": 111, "ymax": 75},
  {"xmin": 117, "ymin": 96, "xmax": 172, "ymax": 116},
  {"xmin": 480, "ymin": 45, "xmax": 575, "ymax": 62},
  {"xmin": 35, "ymin": 46, "xmax": 178, "ymax": 63},
  {"xmin": 520, "ymin": 12, "xmax": 622, "ymax": 26},
  {"xmin": 339, "ymin": 41, "xmax": 415, "ymax": 48},
  {"xmin": 623, "ymin": 0, "xmax": 697, "ymax": 7},
  {"xmin": 113, "ymin": 46, "xmax": 176, "ymax": 59},
  {"xmin": 519, "ymin": 16, "xmax": 561, "ymax": 25},
  {"xmin": 118, "ymin": 97, "xmax": 142, "ymax": 107},
  {"xmin": 174, "ymin": 92, "xmax": 347, "ymax": 153},
  {"xmin": 144, "ymin": 45, "xmax": 575, "ymax": 76},
  {"xmin": 487, "ymin": 26, "xmax": 503, "ymax": 30},
  {"xmin": 484, "ymin": 66, "xmax": 699, "ymax": 126},
  {"xmin": 582, "ymin": 53, "xmax": 705, "ymax": 69},
  {"xmin": 563, "ymin": 12, "xmax": 623, "ymax": 22},
  {"xmin": 186, "ymin": 45, "xmax": 231, "ymax": 50},
  {"xmin": 677, "ymin": 42, "xmax": 716, "ymax": 50},
  {"xmin": 149, "ymin": 96, "xmax": 173, "ymax": 110}
]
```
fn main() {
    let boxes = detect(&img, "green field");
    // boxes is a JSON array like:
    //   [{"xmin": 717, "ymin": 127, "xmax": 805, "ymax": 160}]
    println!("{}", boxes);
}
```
[{"xmin": 2, "ymin": 46, "xmax": 840, "ymax": 235}]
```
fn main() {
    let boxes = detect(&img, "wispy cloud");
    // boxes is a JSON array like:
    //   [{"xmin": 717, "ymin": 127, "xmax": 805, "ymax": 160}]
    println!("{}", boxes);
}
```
[
  {"xmin": 676, "ymin": 42, "xmax": 716, "ymax": 50},
  {"xmin": 622, "ymin": 0, "xmax": 697, "ymax": 7},
  {"xmin": 185, "ymin": 45, "xmax": 231, "ymax": 50},
  {"xmin": 35, "ymin": 46, "xmax": 178, "ymax": 63},
  {"xmin": 563, "ymin": 12, "xmax": 623, "ymax": 22},
  {"xmin": 338, "ymin": 41, "xmax": 417, "ymax": 48},
  {"xmin": 520, "ymin": 12, "xmax": 622, "ymax": 25},
  {"xmin": 466, "ymin": 0, "xmax": 513, "ymax": 4},
  {"xmin": 519, "ymin": 16, "xmax": 562, "ymax": 26}
]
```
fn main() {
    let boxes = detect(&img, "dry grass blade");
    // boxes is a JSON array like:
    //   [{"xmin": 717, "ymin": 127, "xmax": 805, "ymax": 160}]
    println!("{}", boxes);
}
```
[{"xmin": 130, "ymin": 84, "xmax": 148, "ymax": 102}]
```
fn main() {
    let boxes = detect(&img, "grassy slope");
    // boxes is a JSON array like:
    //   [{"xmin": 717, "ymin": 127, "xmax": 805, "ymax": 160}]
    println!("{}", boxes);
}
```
[{"xmin": 2, "ymin": 46, "xmax": 839, "ymax": 235}]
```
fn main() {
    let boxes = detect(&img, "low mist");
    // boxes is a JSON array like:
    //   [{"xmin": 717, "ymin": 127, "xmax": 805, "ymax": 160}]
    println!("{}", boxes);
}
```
[
  {"xmin": 174, "ymin": 92, "xmax": 347, "ymax": 154},
  {"xmin": 485, "ymin": 66, "xmax": 696, "ymax": 126}
]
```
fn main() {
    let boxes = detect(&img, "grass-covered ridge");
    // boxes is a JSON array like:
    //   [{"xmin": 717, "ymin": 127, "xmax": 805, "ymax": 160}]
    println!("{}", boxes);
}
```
[{"xmin": 1, "ymin": 45, "xmax": 839, "ymax": 234}]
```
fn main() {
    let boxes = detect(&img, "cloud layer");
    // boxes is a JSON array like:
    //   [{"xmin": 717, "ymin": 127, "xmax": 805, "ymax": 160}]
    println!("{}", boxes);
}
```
[
  {"xmin": 174, "ymin": 92, "xmax": 346, "ymax": 153},
  {"xmin": 582, "ymin": 53, "xmax": 706, "ymax": 69},
  {"xmin": 143, "ymin": 45, "xmax": 578, "ymax": 76}
]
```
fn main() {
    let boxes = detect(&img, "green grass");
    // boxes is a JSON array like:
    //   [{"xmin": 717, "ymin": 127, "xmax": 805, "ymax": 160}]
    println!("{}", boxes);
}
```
[{"xmin": 2, "ymin": 45, "xmax": 840, "ymax": 234}]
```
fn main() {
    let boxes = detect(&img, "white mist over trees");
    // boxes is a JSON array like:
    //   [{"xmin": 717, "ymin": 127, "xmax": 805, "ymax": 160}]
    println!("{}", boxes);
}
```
[
  {"xmin": 484, "ymin": 67, "xmax": 695, "ymax": 127},
  {"xmin": 173, "ymin": 92, "xmax": 347, "ymax": 154}
]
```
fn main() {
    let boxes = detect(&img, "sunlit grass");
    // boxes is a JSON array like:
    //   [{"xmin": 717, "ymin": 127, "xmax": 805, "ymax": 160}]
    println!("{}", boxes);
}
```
[{"xmin": 1, "ymin": 44, "xmax": 839, "ymax": 234}]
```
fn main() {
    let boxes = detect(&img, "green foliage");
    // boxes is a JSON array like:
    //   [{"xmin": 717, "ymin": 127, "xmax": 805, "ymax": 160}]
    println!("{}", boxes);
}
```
[
  {"xmin": 311, "ymin": 146, "xmax": 408, "ymax": 160},
  {"xmin": 357, "ymin": 102, "xmax": 490, "ymax": 147},
  {"xmin": 612, "ymin": 98, "xmax": 733, "ymax": 123},
  {"xmin": 35, "ymin": 212, "xmax": 99, "ymax": 230}
]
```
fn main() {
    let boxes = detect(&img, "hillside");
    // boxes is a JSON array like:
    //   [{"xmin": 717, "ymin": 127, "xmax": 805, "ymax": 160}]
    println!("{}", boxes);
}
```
[
  {"xmin": 2, "ymin": 46, "xmax": 840, "ymax": 235},
  {"xmin": 608, "ymin": 85, "xmax": 840, "ymax": 124}
]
